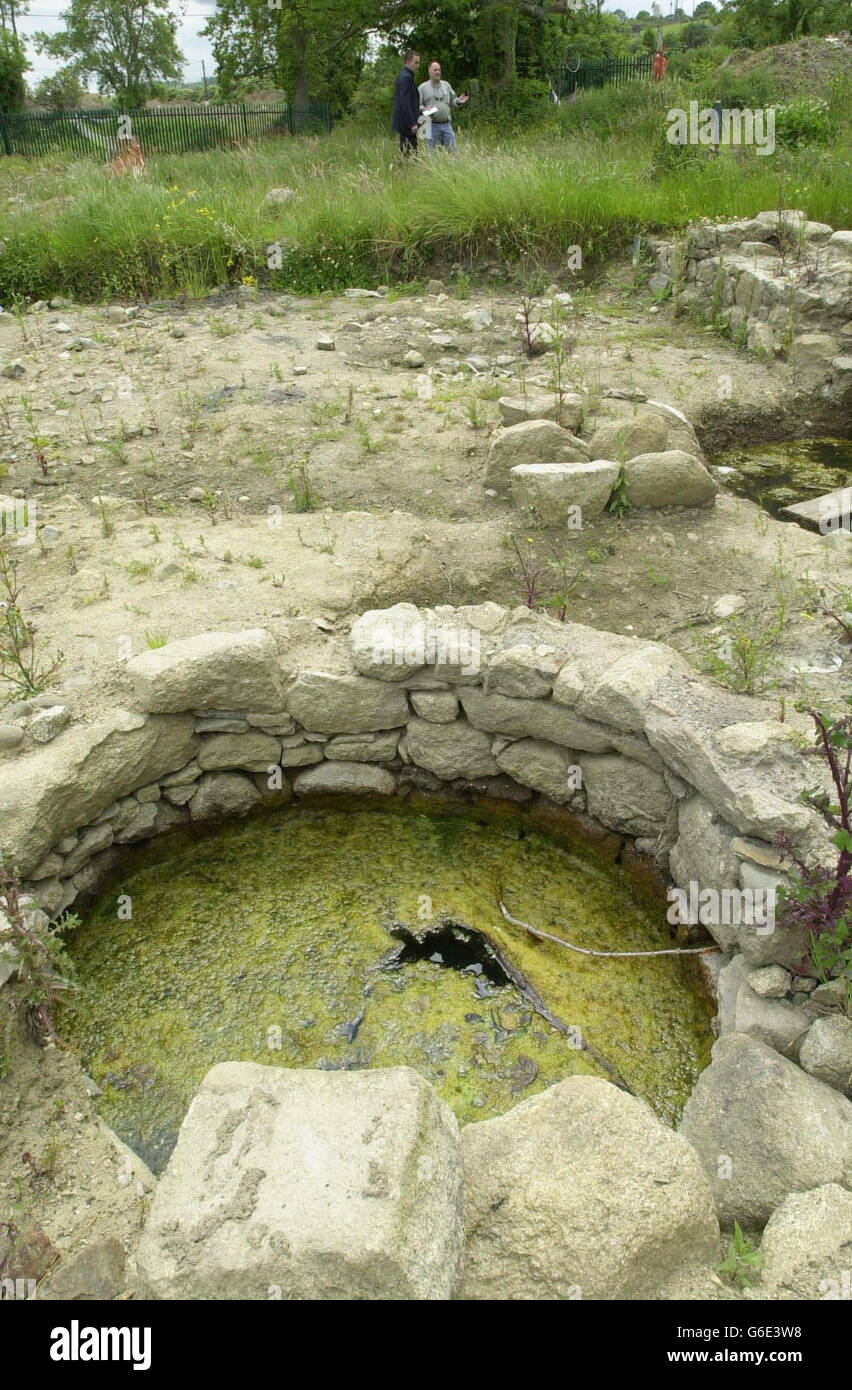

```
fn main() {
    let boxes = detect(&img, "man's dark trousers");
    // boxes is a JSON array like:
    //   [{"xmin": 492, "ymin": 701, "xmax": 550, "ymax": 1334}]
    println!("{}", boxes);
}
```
[{"xmin": 392, "ymin": 65, "xmax": 420, "ymax": 155}]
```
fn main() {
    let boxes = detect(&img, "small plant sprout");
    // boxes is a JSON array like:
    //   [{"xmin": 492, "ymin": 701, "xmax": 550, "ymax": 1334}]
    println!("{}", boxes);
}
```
[
  {"xmin": 0, "ymin": 547, "xmax": 65, "ymax": 696},
  {"xmin": 606, "ymin": 464, "xmax": 631, "ymax": 520},
  {"xmin": 20, "ymin": 395, "xmax": 50, "ymax": 477},
  {"xmin": 0, "ymin": 855, "xmax": 78, "ymax": 1044},
  {"xmin": 508, "ymin": 534, "xmax": 547, "ymax": 610},
  {"xmin": 776, "ymin": 699, "xmax": 852, "ymax": 989},
  {"xmin": 719, "ymin": 1223, "xmax": 763, "ymax": 1289},
  {"xmin": 288, "ymin": 460, "xmax": 320, "ymax": 513}
]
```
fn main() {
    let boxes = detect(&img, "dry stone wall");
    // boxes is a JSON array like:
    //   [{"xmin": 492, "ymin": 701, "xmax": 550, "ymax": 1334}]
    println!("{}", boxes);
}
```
[{"xmin": 651, "ymin": 209, "xmax": 852, "ymax": 403}]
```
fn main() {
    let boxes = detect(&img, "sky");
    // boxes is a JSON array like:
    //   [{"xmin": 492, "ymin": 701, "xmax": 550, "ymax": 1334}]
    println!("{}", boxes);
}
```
[
  {"xmin": 20, "ymin": 1, "xmax": 220, "ymax": 87},
  {"xmin": 18, "ymin": 0, "xmax": 715, "ymax": 89}
]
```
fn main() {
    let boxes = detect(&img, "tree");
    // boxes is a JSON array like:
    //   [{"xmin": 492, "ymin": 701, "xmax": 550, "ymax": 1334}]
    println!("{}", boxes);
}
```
[
  {"xmin": 693, "ymin": 1, "xmax": 717, "ymax": 17},
  {"xmin": 34, "ymin": 0, "xmax": 183, "ymax": 106},
  {"xmin": 0, "ymin": 26, "xmax": 27, "ymax": 110},
  {"xmin": 640, "ymin": 24, "xmax": 657, "ymax": 47},
  {"xmin": 0, "ymin": 2, "xmax": 30, "ymax": 41},
  {"xmin": 202, "ymin": 0, "xmax": 375, "ymax": 108},
  {"xmin": 33, "ymin": 65, "xmax": 84, "ymax": 108},
  {"xmin": 681, "ymin": 19, "xmax": 712, "ymax": 44}
]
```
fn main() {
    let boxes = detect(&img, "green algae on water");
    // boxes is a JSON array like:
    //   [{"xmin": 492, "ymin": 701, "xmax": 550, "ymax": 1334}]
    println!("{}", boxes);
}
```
[
  {"xmin": 63, "ymin": 799, "xmax": 714, "ymax": 1173},
  {"xmin": 713, "ymin": 438, "xmax": 851, "ymax": 517}
]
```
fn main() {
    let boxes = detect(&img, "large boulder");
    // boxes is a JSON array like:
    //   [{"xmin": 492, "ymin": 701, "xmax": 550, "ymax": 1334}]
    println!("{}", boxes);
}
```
[
  {"xmin": 134, "ymin": 1064, "xmax": 464, "ymax": 1300},
  {"xmin": 566, "ymin": 641, "xmax": 689, "ymax": 734},
  {"xmin": 483, "ymin": 643, "xmax": 565, "ymax": 700},
  {"xmin": 586, "ymin": 412, "xmax": 668, "ymax": 461},
  {"xmin": 189, "ymin": 772, "xmax": 260, "ymax": 821},
  {"xmin": 727, "ymin": 980, "xmax": 809, "ymax": 1058},
  {"xmin": 350, "ymin": 603, "xmax": 507, "ymax": 684},
  {"xmin": 350, "ymin": 603, "xmax": 427, "ymax": 681},
  {"xmin": 0, "ymin": 711, "xmax": 195, "ymax": 878},
  {"xmin": 645, "ymin": 676, "xmax": 821, "ymax": 845},
  {"xmin": 197, "ymin": 732, "xmax": 281, "ymax": 773},
  {"xmin": 759, "ymin": 1184, "xmax": 852, "ymax": 1300},
  {"xmin": 799, "ymin": 1015, "xmax": 852, "ymax": 1095},
  {"xmin": 495, "ymin": 738, "xmax": 582, "ymax": 804},
  {"xmin": 624, "ymin": 450, "xmax": 718, "ymax": 508},
  {"xmin": 460, "ymin": 1076, "xmax": 719, "ymax": 1300},
  {"xmin": 669, "ymin": 795, "xmax": 741, "ymax": 895},
  {"xmin": 292, "ymin": 760, "xmax": 395, "ymax": 796},
  {"xmin": 792, "ymin": 332, "xmax": 841, "ymax": 389},
  {"xmin": 404, "ymin": 716, "xmax": 499, "ymax": 779},
  {"xmin": 285, "ymin": 671, "xmax": 408, "ymax": 733},
  {"xmin": 125, "ymin": 629, "xmax": 283, "ymax": 714},
  {"xmin": 510, "ymin": 460, "xmax": 619, "ymax": 522},
  {"xmin": 679, "ymin": 1033, "xmax": 852, "ymax": 1228},
  {"xmin": 460, "ymin": 688, "xmax": 612, "ymax": 753},
  {"xmin": 580, "ymin": 753, "xmax": 673, "ymax": 837},
  {"xmin": 498, "ymin": 393, "xmax": 583, "ymax": 433},
  {"xmin": 484, "ymin": 420, "xmax": 591, "ymax": 489}
]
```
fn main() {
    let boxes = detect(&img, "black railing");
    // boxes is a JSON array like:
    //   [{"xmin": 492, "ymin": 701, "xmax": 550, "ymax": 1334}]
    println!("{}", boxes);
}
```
[
  {"xmin": 0, "ymin": 102, "xmax": 333, "ymax": 158},
  {"xmin": 551, "ymin": 54, "xmax": 654, "ymax": 99}
]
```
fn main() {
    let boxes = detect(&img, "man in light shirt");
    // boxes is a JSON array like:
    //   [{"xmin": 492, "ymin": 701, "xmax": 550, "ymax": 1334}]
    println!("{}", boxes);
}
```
[{"xmin": 418, "ymin": 60, "xmax": 468, "ymax": 153}]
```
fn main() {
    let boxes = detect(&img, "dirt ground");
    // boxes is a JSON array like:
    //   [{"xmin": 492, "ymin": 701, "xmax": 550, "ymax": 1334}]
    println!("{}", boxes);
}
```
[
  {"xmin": 0, "ymin": 259, "xmax": 849, "ymax": 720},
  {"xmin": 721, "ymin": 33, "xmax": 852, "ymax": 93}
]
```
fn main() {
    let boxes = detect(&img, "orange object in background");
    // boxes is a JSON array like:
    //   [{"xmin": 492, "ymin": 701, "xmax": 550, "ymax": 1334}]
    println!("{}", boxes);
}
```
[
  {"xmin": 107, "ymin": 138, "xmax": 146, "ymax": 177},
  {"xmin": 652, "ymin": 51, "xmax": 668, "ymax": 82}
]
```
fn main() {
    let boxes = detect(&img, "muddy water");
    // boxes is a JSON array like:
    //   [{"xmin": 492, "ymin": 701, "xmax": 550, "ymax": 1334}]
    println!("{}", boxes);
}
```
[
  {"xmin": 63, "ymin": 799, "xmax": 714, "ymax": 1173},
  {"xmin": 712, "ymin": 437, "xmax": 851, "ymax": 519}
]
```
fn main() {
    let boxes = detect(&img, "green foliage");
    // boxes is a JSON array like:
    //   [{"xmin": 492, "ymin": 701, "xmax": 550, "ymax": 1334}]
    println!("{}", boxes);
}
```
[
  {"xmin": 693, "ymin": 604, "xmax": 786, "ymax": 694},
  {"xmin": 476, "ymin": 77, "xmax": 554, "ymax": 130},
  {"xmin": 724, "ymin": 0, "xmax": 852, "ymax": 47},
  {"xmin": 681, "ymin": 20, "xmax": 714, "ymax": 48},
  {"xmin": 0, "ymin": 63, "xmax": 849, "ymax": 304},
  {"xmin": 0, "ymin": 546, "xmax": 65, "ymax": 699},
  {"xmin": 288, "ymin": 458, "xmax": 320, "ymax": 512},
  {"xmin": 33, "ymin": 65, "xmax": 84, "ymax": 109},
  {"xmin": 0, "ymin": 28, "xmax": 28, "ymax": 112},
  {"xmin": 810, "ymin": 916, "xmax": 852, "ymax": 989},
  {"xmin": 774, "ymin": 97, "xmax": 833, "ymax": 148},
  {"xmin": 719, "ymin": 1223, "xmax": 763, "ymax": 1288},
  {"xmin": 202, "ymin": 0, "xmax": 371, "ymax": 109},
  {"xmin": 0, "ymin": 856, "xmax": 78, "ymax": 1045},
  {"xmin": 776, "ymin": 701, "xmax": 852, "ymax": 988},
  {"xmin": 34, "ymin": 0, "xmax": 183, "ymax": 105},
  {"xmin": 606, "ymin": 464, "xmax": 631, "ymax": 520}
]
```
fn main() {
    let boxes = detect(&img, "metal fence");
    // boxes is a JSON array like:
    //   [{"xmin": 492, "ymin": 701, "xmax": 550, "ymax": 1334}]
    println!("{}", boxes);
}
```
[
  {"xmin": 0, "ymin": 102, "xmax": 333, "ymax": 158},
  {"xmin": 552, "ymin": 54, "xmax": 653, "ymax": 100}
]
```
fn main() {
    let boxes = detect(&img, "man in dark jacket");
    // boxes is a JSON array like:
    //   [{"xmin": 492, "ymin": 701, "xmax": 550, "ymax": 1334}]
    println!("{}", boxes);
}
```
[{"xmin": 392, "ymin": 50, "xmax": 421, "ymax": 156}]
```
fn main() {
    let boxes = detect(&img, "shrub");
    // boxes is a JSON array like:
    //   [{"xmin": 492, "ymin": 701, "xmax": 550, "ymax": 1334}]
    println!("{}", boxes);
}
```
[
  {"xmin": 776, "ymin": 701, "xmax": 852, "ymax": 984},
  {"xmin": 0, "ymin": 29, "xmax": 27, "ymax": 112},
  {"xmin": 773, "ymin": 98, "xmax": 833, "ymax": 149}
]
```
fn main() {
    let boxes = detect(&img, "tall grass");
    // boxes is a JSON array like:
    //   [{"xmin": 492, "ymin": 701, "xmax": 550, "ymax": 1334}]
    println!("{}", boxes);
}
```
[{"xmin": 1, "ymin": 76, "xmax": 849, "ymax": 302}]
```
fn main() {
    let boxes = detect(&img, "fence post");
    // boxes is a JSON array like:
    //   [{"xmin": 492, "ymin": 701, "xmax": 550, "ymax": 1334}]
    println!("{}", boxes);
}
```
[{"xmin": 0, "ymin": 112, "xmax": 10, "ymax": 156}]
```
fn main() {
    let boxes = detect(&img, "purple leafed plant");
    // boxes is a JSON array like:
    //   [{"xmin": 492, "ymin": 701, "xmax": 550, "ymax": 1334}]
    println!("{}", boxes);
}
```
[{"xmin": 775, "ymin": 700, "xmax": 852, "ymax": 982}]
